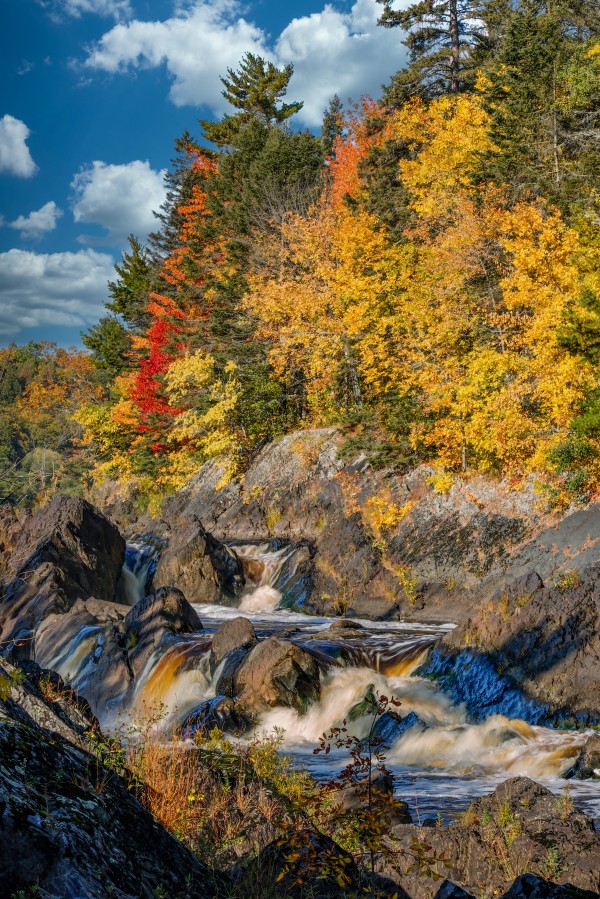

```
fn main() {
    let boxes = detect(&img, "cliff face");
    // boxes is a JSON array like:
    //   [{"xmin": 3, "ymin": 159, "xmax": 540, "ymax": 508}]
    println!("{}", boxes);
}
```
[{"xmin": 93, "ymin": 428, "xmax": 600, "ymax": 625}]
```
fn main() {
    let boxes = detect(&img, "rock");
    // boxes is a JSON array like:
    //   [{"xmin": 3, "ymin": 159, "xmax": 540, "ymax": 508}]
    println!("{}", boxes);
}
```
[
  {"xmin": 182, "ymin": 696, "xmax": 251, "ymax": 736},
  {"xmin": 243, "ymin": 827, "xmax": 360, "ymax": 899},
  {"xmin": 378, "ymin": 777, "xmax": 600, "ymax": 898},
  {"xmin": 372, "ymin": 710, "xmax": 427, "ymax": 745},
  {"xmin": 328, "ymin": 618, "xmax": 364, "ymax": 630},
  {"xmin": 125, "ymin": 586, "xmax": 203, "ymax": 677},
  {"xmin": 567, "ymin": 733, "xmax": 600, "ymax": 779},
  {"xmin": 433, "ymin": 882, "xmax": 474, "ymax": 899},
  {"xmin": 211, "ymin": 616, "xmax": 257, "ymax": 671},
  {"xmin": 0, "ymin": 497, "xmax": 125, "ymax": 648},
  {"xmin": 234, "ymin": 637, "xmax": 320, "ymax": 714},
  {"xmin": 501, "ymin": 874, "xmax": 600, "ymax": 898},
  {"xmin": 0, "ymin": 504, "xmax": 23, "ymax": 580},
  {"xmin": 331, "ymin": 770, "xmax": 412, "ymax": 827},
  {"xmin": 153, "ymin": 517, "xmax": 245, "ymax": 604},
  {"xmin": 215, "ymin": 645, "xmax": 254, "ymax": 698},
  {"xmin": 0, "ymin": 659, "xmax": 222, "ymax": 898}
]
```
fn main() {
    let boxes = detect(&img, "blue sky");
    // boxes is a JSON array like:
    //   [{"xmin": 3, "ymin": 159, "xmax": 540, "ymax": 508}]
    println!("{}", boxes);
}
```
[{"xmin": 0, "ymin": 0, "xmax": 408, "ymax": 348}]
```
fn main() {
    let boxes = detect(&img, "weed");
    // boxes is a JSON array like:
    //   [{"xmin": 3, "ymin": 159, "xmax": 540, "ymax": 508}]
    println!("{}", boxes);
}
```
[
  {"xmin": 556, "ymin": 783, "xmax": 573, "ymax": 820},
  {"xmin": 552, "ymin": 568, "xmax": 581, "ymax": 591}
]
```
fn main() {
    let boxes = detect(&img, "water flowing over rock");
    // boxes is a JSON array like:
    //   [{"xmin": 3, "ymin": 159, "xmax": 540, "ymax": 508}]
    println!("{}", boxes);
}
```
[{"xmin": 125, "ymin": 585, "xmax": 203, "ymax": 678}]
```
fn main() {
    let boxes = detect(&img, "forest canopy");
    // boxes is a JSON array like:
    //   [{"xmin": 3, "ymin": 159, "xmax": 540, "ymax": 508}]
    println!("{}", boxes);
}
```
[{"xmin": 3, "ymin": 0, "xmax": 600, "ymax": 509}]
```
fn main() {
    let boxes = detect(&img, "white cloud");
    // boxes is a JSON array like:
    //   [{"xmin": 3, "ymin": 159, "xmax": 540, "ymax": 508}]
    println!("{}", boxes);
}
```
[
  {"xmin": 0, "ymin": 115, "xmax": 38, "ymax": 178},
  {"xmin": 83, "ymin": 0, "xmax": 410, "ymax": 126},
  {"xmin": 71, "ymin": 159, "xmax": 167, "ymax": 245},
  {"xmin": 39, "ymin": 0, "xmax": 132, "ymax": 20},
  {"xmin": 0, "ymin": 248, "xmax": 115, "ymax": 336},
  {"xmin": 9, "ymin": 201, "xmax": 63, "ymax": 239}
]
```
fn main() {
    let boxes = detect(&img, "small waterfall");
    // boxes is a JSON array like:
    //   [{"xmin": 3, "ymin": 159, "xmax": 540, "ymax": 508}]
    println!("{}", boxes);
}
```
[
  {"xmin": 118, "ymin": 538, "xmax": 163, "ymax": 606},
  {"xmin": 230, "ymin": 541, "xmax": 310, "ymax": 612}
]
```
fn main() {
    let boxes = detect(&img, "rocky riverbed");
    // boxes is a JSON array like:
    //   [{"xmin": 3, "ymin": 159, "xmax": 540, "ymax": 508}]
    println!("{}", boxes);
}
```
[{"xmin": 2, "ymin": 431, "xmax": 600, "ymax": 896}]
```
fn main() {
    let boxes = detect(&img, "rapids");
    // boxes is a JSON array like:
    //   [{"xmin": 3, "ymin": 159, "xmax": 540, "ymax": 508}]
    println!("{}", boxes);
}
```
[{"xmin": 51, "ymin": 539, "xmax": 600, "ymax": 822}]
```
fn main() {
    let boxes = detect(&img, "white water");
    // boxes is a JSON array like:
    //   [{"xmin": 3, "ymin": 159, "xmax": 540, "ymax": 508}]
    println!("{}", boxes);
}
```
[{"xmin": 48, "ymin": 539, "xmax": 600, "ymax": 823}]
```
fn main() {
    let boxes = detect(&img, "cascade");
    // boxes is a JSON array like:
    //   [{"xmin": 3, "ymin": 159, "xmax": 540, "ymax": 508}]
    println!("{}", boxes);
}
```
[{"xmin": 35, "ymin": 534, "xmax": 600, "ymax": 822}]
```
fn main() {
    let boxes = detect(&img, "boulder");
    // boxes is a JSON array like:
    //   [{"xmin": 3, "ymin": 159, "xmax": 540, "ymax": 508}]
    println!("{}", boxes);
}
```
[
  {"xmin": 211, "ymin": 616, "xmax": 257, "ymax": 671},
  {"xmin": 433, "ymin": 883, "xmax": 474, "ymax": 899},
  {"xmin": 378, "ymin": 777, "xmax": 600, "ymax": 898},
  {"xmin": 182, "ymin": 696, "xmax": 251, "ymax": 736},
  {"xmin": 153, "ymin": 517, "xmax": 245, "ymax": 604},
  {"xmin": 234, "ymin": 637, "xmax": 320, "ymax": 714},
  {"xmin": 125, "ymin": 586, "xmax": 202, "ymax": 677},
  {"xmin": 330, "ymin": 770, "xmax": 412, "ymax": 827},
  {"xmin": 0, "ymin": 659, "xmax": 222, "ymax": 898},
  {"xmin": 0, "ymin": 498, "xmax": 125, "ymax": 648},
  {"xmin": 567, "ymin": 733, "xmax": 600, "ymax": 779},
  {"xmin": 501, "ymin": 874, "xmax": 600, "ymax": 898}
]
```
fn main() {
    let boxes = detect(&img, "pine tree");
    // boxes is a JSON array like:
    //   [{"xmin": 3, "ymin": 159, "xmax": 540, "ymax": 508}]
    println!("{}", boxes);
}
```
[
  {"xmin": 377, "ymin": 0, "xmax": 478, "ymax": 100},
  {"xmin": 321, "ymin": 95, "xmax": 344, "ymax": 157},
  {"xmin": 201, "ymin": 53, "xmax": 303, "ymax": 148}
]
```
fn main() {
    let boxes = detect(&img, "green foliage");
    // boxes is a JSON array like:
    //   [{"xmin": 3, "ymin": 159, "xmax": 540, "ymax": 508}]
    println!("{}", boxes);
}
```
[{"xmin": 201, "ymin": 53, "xmax": 303, "ymax": 148}]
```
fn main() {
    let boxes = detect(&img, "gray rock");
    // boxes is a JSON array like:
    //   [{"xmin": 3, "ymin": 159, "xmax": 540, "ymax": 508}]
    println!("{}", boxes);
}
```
[
  {"xmin": 211, "ymin": 616, "xmax": 257, "ymax": 671},
  {"xmin": 234, "ymin": 636, "xmax": 320, "ymax": 714},
  {"xmin": 567, "ymin": 733, "xmax": 600, "ymax": 779},
  {"xmin": 125, "ymin": 586, "xmax": 203, "ymax": 677},
  {"xmin": 501, "ymin": 873, "xmax": 600, "ymax": 898}
]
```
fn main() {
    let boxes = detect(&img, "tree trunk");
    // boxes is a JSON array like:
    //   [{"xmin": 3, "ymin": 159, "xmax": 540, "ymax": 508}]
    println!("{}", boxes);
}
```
[
  {"xmin": 344, "ymin": 344, "xmax": 363, "ymax": 410},
  {"xmin": 449, "ymin": 0, "xmax": 460, "ymax": 93}
]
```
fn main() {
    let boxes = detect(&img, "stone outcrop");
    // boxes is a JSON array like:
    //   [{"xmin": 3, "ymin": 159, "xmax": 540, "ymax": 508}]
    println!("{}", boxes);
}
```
[
  {"xmin": 0, "ymin": 497, "xmax": 125, "ymax": 649},
  {"xmin": 0, "ymin": 658, "xmax": 222, "ymax": 899},
  {"xmin": 153, "ymin": 516, "xmax": 245, "ymax": 604},
  {"xmin": 381, "ymin": 777, "xmax": 600, "ymax": 898}
]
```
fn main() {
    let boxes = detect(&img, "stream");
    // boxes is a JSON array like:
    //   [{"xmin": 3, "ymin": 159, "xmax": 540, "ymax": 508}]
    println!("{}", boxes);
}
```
[{"xmin": 56, "ymin": 538, "xmax": 600, "ymax": 823}]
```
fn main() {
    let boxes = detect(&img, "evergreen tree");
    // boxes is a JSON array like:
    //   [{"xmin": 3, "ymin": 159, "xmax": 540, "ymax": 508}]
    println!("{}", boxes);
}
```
[
  {"xmin": 478, "ymin": 0, "xmax": 600, "ymax": 209},
  {"xmin": 321, "ymin": 95, "xmax": 344, "ymax": 156},
  {"xmin": 377, "ymin": 0, "xmax": 478, "ymax": 100},
  {"xmin": 201, "ymin": 53, "xmax": 303, "ymax": 148}
]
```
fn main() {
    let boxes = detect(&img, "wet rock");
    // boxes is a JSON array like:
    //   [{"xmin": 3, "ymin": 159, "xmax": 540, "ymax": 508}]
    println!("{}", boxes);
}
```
[
  {"xmin": 215, "ymin": 645, "xmax": 254, "ymax": 698},
  {"xmin": 125, "ymin": 586, "xmax": 202, "ymax": 677},
  {"xmin": 567, "ymin": 733, "xmax": 600, "ymax": 779},
  {"xmin": 182, "ymin": 696, "xmax": 251, "ymax": 736},
  {"xmin": 0, "ymin": 497, "xmax": 125, "ymax": 648},
  {"xmin": 501, "ymin": 873, "xmax": 600, "ymax": 898},
  {"xmin": 328, "ymin": 618, "xmax": 364, "ymax": 630},
  {"xmin": 153, "ymin": 517, "xmax": 245, "ymax": 604},
  {"xmin": 372, "ymin": 710, "xmax": 427, "ymax": 745},
  {"xmin": 234, "ymin": 636, "xmax": 320, "ymax": 714},
  {"xmin": 0, "ymin": 659, "xmax": 222, "ymax": 898},
  {"xmin": 211, "ymin": 615, "xmax": 257, "ymax": 671}
]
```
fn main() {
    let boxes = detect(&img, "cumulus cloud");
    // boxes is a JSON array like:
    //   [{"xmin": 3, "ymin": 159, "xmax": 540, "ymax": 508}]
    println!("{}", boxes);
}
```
[
  {"xmin": 71, "ymin": 159, "xmax": 167, "ymax": 245},
  {"xmin": 84, "ymin": 0, "xmax": 268, "ymax": 112},
  {"xmin": 0, "ymin": 248, "xmax": 115, "ymax": 337},
  {"xmin": 0, "ymin": 115, "xmax": 38, "ymax": 178},
  {"xmin": 8, "ymin": 201, "xmax": 63, "ymax": 239},
  {"xmin": 83, "ymin": 0, "xmax": 411, "ymax": 126},
  {"xmin": 38, "ymin": 0, "xmax": 132, "ymax": 20}
]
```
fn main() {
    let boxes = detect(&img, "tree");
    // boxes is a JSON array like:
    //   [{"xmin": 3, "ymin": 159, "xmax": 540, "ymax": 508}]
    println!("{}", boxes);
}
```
[
  {"xmin": 201, "ymin": 53, "xmax": 303, "ymax": 148},
  {"xmin": 321, "ymin": 95, "xmax": 344, "ymax": 157},
  {"xmin": 478, "ymin": 0, "xmax": 600, "ymax": 210},
  {"xmin": 377, "ymin": 0, "xmax": 478, "ymax": 98}
]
